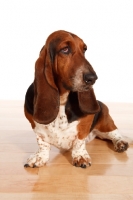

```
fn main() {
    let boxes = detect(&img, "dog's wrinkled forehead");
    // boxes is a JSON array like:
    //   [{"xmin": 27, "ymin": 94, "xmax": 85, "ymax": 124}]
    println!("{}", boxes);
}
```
[{"xmin": 45, "ymin": 30, "xmax": 84, "ymax": 62}]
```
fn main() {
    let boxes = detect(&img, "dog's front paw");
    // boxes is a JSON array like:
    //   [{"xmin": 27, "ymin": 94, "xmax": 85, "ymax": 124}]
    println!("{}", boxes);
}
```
[
  {"xmin": 114, "ymin": 140, "xmax": 129, "ymax": 152},
  {"xmin": 72, "ymin": 155, "xmax": 91, "ymax": 168},
  {"xmin": 72, "ymin": 149, "xmax": 91, "ymax": 168},
  {"xmin": 24, "ymin": 151, "xmax": 49, "ymax": 168}
]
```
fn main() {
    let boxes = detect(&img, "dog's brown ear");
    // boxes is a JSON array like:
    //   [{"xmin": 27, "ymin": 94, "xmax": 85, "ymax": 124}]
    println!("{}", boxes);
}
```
[
  {"xmin": 33, "ymin": 47, "xmax": 59, "ymax": 124},
  {"xmin": 78, "ymin": 87, "xmax": 100, "ymax": 114}
]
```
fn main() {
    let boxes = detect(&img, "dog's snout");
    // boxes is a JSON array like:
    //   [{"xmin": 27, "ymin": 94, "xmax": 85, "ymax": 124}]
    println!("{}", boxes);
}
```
[{"xmin": 83, "ymin": 73, "xmax": 98, "ymax": 84}]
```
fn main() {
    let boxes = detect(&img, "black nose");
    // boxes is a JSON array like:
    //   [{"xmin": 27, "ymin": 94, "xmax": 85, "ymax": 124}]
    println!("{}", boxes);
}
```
[{"xmin": 83, "ymin": 73, "xmax": 98, "ymax": 84}]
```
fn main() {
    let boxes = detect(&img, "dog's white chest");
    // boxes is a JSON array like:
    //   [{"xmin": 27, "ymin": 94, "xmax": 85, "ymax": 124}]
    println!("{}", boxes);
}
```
[{"xmin": 34, "ymin": 105, "xmax": 79, "ymax": 149}]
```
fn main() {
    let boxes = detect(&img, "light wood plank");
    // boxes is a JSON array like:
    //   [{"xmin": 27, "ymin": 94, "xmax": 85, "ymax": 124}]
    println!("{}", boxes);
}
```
[
  {"xmin": 0, "ymin": 193, "xmax": 132, "ymax": 200},
  {"xmin": 1, "ymin": 174, "xmax": 133, "ymax": 193}
]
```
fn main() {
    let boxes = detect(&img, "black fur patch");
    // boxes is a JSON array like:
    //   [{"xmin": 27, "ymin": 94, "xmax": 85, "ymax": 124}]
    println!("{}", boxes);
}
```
[
  {"xmin": 65, "ymin": 92, "xmax": 87, "ymax": 123},
  {"xmin": 49, "ymin": 37, "xmax": 61, "ymax": 63},
  {"xmin": 25, "ymin": 83, "xmax": 34, "ymax": 115}
]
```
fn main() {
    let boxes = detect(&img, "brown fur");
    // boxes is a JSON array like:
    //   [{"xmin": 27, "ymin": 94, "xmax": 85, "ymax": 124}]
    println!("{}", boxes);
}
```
[
  {"xmin": 94, "ymin": 103, "xmax": 117, "ymax": 132},
  {"xmin": 77, "ymin": 102, "xmax": 117, "ymax": 140},
  {"xmin": 78, "ymin": 88, "xmax": 100, "ymax": 114},
  {"xmin": 78, "ymin": 114, "xmax": 95, "ymax": 139}
]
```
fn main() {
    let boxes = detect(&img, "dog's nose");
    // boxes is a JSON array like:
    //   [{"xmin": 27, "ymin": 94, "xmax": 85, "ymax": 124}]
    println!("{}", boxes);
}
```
[{"xmin": 83, "ymin": 73, "xmax": 98, "ymax": 84}]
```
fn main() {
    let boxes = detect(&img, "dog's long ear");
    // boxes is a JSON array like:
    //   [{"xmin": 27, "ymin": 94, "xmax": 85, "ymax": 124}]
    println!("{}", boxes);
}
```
[
  {"xmin": 33, "ymin": 46, "xmax": 59, "ymax": 124},
  {"xmin": 78, "ymin": 87, "xmax": 100, "ymax": 114}
]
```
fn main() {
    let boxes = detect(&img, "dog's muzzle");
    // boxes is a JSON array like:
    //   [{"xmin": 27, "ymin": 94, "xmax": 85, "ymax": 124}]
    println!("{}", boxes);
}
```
[{"xmin": 83, "ymin": 73, "xmax": 98, "ymax": 85}]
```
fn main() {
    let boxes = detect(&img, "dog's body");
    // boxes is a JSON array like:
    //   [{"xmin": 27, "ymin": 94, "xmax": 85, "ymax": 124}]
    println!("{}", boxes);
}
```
[{"xmin": 24, "ymin": 30, "xmax": 129, "ymax": 168}]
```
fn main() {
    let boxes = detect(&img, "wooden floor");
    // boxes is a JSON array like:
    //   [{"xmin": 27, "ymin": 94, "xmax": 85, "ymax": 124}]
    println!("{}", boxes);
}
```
[{"xmin": 0, "ymin": 101, "xmax": 133, "ymax": 200}]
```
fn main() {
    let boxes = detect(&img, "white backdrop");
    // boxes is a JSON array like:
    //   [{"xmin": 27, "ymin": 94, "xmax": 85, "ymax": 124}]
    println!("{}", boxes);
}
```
[{"xmin": 0, "ymin": 0, "xmax": 133, "ymax": 102}]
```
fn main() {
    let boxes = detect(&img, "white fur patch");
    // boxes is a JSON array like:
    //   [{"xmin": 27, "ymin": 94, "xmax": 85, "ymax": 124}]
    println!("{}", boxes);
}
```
[
  {"xmin": 34, "ymin": 105, "xmax": 79, "ymax": 150},
  {"xmin": 92, "ymin": 129, "xmax": 123, "ymax": 141}
]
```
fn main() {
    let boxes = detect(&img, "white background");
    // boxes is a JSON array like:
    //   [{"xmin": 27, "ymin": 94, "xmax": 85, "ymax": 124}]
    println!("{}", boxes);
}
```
[{"xmin": 0, "ymin": 0, "xmax": 133, "ymax": 102}]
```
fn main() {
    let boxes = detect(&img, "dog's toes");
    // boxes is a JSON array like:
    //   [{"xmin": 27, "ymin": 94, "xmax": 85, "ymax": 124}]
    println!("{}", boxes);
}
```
[
  {"xmin": 73, "ymin": 156, "xmax": 91, "ymax": 168},
  {"xmin": 115, "ymin": 140, "xmax": 129, "ymax": 152},
  {"xmin": 24, "ymin": 152, "xmax": 49, "ymax": 168}
]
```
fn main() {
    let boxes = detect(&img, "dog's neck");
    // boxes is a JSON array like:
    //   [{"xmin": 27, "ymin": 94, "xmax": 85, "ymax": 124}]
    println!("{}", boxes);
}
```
[
  {"xmin": 60, "ymin": 92, "xmax": 69, "ymax": 105},
  {"xmin": 58, "ymin": 84, "xmax": 69, "ymax": 105}
]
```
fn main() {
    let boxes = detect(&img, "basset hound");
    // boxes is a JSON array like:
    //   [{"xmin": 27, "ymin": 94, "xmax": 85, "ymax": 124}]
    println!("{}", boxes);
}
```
[{"xmin": 24, "ymin": 30, "xmax": 130, "ymax": 168}]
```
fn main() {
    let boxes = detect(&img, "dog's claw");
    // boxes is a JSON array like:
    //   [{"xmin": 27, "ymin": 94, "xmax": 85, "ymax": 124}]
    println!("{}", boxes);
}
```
[
  {"xmin": 74, "ymin": 163, "xmax": 77, "ymax": 167},
  {"xmin": 81, "ymin": 164, "xmax": 86, "ymax": 168},
  {"xmin": 33, "ymin": 164, "xmax": 38, "ymax": 168},
  {"xmin": 24, "ymin": 164, "xmax": 30, "ymax": 168}
]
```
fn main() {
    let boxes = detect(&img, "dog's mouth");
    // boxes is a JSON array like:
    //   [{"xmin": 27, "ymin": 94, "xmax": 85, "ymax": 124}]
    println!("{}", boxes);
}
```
[
  {"xmin": 73, "ymin": 84, "xmax": 92, "ymax": 92},
  {"xmin": 80, "ymin": 85, "xmax": 92, "ymax": 92},
  {"xmin": 63, "ymin": 80, "xmax": 95, "ymax": 92},
  {"xmin": 71, "ymin": 72, "xmax": 98, "ymax": 92}
]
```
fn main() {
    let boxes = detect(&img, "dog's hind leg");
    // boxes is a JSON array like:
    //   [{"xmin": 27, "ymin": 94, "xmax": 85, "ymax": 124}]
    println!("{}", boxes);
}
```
[
  {"xmin": 92, "ymin": 129, "xmax": 129, "ymax": 152},
  {"xmin": 92, "ymin": 102, "xmax": 129, "ymax": 152}
]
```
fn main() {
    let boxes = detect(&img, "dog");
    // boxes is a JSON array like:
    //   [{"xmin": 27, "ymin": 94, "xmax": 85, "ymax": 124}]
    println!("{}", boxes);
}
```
[{"xmin": 24, "ymin": 30, "xmax": 130, "ymax": 168}]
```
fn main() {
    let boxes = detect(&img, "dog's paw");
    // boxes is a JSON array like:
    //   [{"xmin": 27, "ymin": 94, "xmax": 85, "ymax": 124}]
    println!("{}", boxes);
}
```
[
  {"xmin": 72, "ymin": 155, "xmax": 91, "ymax": 168},
  {"xmin": 114, "ymin": 140, "xmax": 129, "ymax": 152},
  {"xmin": 72, "ymin": 149, "xmax": 91, "ymax": 168},
  {"xmin": 24, "ymin": 151, "xmax": 49, "ymax": 168}
]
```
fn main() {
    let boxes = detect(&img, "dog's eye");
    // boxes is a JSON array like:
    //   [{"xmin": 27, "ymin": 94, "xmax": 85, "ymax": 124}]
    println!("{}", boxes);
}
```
[
  {"xmin": 83, "ymin": 47, "xmax": 87, "ymax": 54},
  {"xmin": 60, "ymin": 47, "xmax": 69, "ymax": 54}
]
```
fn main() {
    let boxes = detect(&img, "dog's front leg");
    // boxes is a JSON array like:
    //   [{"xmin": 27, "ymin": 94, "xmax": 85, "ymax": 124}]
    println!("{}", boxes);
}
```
[
  {"xmin": 24, "ymin": 133, "xmax": 51, "ymax": 168},
  {"xmin": 72, "ymin": 138, "xmax": 91, "ymax": 168}
]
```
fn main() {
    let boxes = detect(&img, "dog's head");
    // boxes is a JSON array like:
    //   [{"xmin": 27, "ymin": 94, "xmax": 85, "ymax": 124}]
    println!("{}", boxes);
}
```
[{"xmin": 33, "ymin": 30, "xmax": 100, "ymax": 124}]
